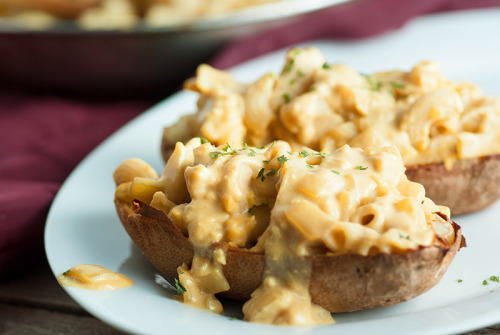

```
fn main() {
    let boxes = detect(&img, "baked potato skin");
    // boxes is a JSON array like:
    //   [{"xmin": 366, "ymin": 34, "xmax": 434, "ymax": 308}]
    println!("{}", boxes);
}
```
[
  {"xmin": 406, "ymin": 154, "xmax": 500, "ymax": 215},
  {"xmin": 115, "ymin": 199, "xmax": 463, "ymax": 313}
]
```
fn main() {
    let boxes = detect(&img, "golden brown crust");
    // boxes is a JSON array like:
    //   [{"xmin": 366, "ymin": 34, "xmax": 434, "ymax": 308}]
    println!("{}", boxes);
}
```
[
  {"xmin": 406, "ymin": 154, "xmax": 500, "ymax": 215},
  {"xmin": 115, "ymin": 199, "xmax": 463, "ymax": 313}
]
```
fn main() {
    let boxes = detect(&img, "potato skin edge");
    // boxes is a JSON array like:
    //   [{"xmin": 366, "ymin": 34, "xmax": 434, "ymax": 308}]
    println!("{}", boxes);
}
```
[
  {"xmin": 406, "ymin": 154, "xmax": 500, "ymax": 215},
  {"xmin": 115, "ymin": 199, "xmax": 463, "ymax": 313}
]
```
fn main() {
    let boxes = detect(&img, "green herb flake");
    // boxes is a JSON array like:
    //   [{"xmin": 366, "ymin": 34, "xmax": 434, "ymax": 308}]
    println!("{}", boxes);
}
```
[
  {"xmin": 63, "ymin": 269, "xmax": 71, "ymax": 275},
  {"xmin": 263, "ymin": 160, "xmax": 270, "ymax": 164},
  {"xmin": 289, "ymin": 79, "xmax": 296, "ymax": 85},
  {"xmin": 248, "ymin": 203, "xmax": 269, "ymax": 215},
  {"xmin": 200, "ymin": 137, "xmax": 209, "ymax": 144},
  {"xmin": 483, "ymin": 280, "xmax": 489, "ymax": 286},
  {"xmin": 229, "ymin": 317, "xmax": 238, "ymax": 321},
  {"xmin": 256, "ymin": 146, "xmax": 266, "ymax": 150},
  {"xmin": 175, "ymin": 278, "xmax": 186, "ymax": 295},
  {"xmin": 457, "ymin": 279, "xmax": 463, "ymax": 283},
  {"xmin": 363, "ymin": 74, "xmax": 381, "ymax": 91},
  {"xmin": 306, "ymin": 164, "xmax": 314, "ymax": 169},
  {"xmin": 356, "ymin": 165, "xmax": 368, "ymax": 170},
  {"xmin": 268, "ymin": 72, "xmax": 275, "ymax": 79},
  {"xmin": 490, "ymin": 275, "xmax": 500, "ymax": 283},
  {"xmin": 331, "ymin": 170, "xmax": 340, "ymax": 175},
  {"xmin": 277, "ymin": 155, "xmax": 288, "ymax": 164},
  {"xmin": 315, "ymin": 152, "xmax": 331, "ymax": 158},
  {"xmin": 242, "ymin": 142, "xmax": 249, "ymax": 150},
  {"xmin": 210, "ymin": 151, "xmax": 222, "ymax": 159},
  {"xmin": 248, "ymin": 149, "xmax": 256, "ymax": 157},
  {"xmin": 285, "ymin": 59, "xmax": 295, "ymax": 72},
  {"xmin": 256, "ymin": 168, "xmax": 266, "ymax": 182},
  {"xmin": 266, "ymin": 168, "xmax": 277, "ymax": 176},
  {"xmin": 297, "ymin": 70, "xmax": 305, "ymax": 77},
  {"xmin": 391, "ymin": 82, "xmax": 405, "ymax": 88},
  {"xmin": 293, "ymin": 49, "xmax": 301, "ymax": 55},
  {"xmin": 300, "ymin": 150, "xmax": 311, "ymax": 158},
  {"xmin": 322, "ymin": 62, "xmax": 331, "ymax": 69},
  {"xmin": 283, "ymin": 93, "xmax": 291, "ymax": 103},
  {"xmin": 398, "ymin": 233, "xmax": 411, "ymax": 240}
]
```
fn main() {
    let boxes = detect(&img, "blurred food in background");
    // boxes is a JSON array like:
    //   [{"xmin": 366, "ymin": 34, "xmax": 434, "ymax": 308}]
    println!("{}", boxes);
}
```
[
  {"xmin": 0, "ymin": 0, "xmax": 282, "ymax": 30},
  {"xmin": 0, "ymin": 0, "xmax": 350, "ymax": 99}
]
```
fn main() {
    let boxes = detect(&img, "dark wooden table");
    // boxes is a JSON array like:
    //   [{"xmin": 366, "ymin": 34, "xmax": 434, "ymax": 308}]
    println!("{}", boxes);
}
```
[{"xmin": 1, "ymin": 253, "xmax": 499, "ymax": 335}]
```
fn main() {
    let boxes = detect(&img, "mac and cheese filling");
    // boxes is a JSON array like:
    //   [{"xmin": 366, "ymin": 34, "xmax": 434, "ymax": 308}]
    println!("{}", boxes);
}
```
[
  {"xmin": 164, "ymin": 47, "xmax": 500, "ymax": 169},
  {"xmin": 114, "ymin": 138, "xmax": 455, "ymax": 325}
]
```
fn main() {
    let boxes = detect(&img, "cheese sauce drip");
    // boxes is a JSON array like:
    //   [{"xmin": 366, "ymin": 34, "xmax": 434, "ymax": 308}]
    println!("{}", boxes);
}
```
[
  {"xmin": 57, "ymin": 264, "xmax": 133, "ymax": 290},
  {"xmin": 114, "ymin": 139, "xmax": 455, "ymax": 325},
  {"xmin": 164, "ymin": 47, "xmax": 500, "ymax": 169}
]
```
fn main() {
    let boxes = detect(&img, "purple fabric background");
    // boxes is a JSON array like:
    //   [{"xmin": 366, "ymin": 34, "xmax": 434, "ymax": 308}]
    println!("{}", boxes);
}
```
[{"xmin": 1, "ymin": 0, "xmax": 498, "ymax": 279}]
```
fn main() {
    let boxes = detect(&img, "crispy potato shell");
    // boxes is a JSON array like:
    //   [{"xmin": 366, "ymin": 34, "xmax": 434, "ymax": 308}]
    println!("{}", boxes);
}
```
[
  {"xmin": 115, "ymin": 198, "xmax": 464, "ymax": 313},
  {"xmin": 406, "ymin": 154, "xmax": 500, "ymax": 215}
]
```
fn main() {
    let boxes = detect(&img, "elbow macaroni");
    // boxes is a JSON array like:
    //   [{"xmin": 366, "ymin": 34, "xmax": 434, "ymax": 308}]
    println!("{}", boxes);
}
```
[
  {"xmin": 114, "ymin": 139, "xmax": 455, "ymax": 325},
  {"xmin": 164, "ymin": 47, "xmax": 500, "ymax": 169}
]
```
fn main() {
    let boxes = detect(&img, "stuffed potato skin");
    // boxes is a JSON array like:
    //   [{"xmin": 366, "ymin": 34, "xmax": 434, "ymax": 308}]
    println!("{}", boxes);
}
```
[
  {"xmin": 406, "ymin": 154, "xmax": 500, "ymax": 215},
  {"xmin": 115, "ymin": 199, "xmax": 464, "ymax": 313}
]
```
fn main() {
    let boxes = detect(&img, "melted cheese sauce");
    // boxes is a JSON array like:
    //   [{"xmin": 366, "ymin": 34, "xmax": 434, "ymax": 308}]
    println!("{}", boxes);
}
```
[
  {"xmin": 114, "ymin": 139, "xmax": 455, "ymax": 325},
  {"xmin": 164, "ymin": 47, "xmax": 500, "ymax": 169},
  {"xmin": 57, "ymin": 264, "xmax": 133, "ymax": 290}
]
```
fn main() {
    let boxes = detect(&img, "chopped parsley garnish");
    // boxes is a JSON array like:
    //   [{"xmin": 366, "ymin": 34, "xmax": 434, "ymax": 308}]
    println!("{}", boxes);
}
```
[
  {"xmin": 483, "ymin": 280, "xmax": 489, "ymax": 286},
  {"xmin": 175, "ymin": 278, "xmax": 186, "ymax": 295},
  {"xmin": 490, "ymin": 275, "xmax": 500, "ymax": 283},
  {"xmin": 297, "ymin": 70, "xmax": 305, "ymax": 77},
  {"xmin": 268, "ymin": 72, "xmax": 275, "ymax": 78},
  {"xmin": 399, "ymin": 233, "xmax": 411, "ymax": 240},
  {"xmin": 356, "ymin": 165, "xmax": 368, "ymax": 170},
  {"xmin": 285, "ymin": 59, "xmax": 295, "ymax": 72},
  {"xmin": 457, "ymin": 279, "xmax": 463, "ymax": 283},
  {"xmin": 300, "ymin": 150, "xmax": 311, "ymax": 158},
  {"xmin": 200, "ymin": 137, "xmax": 209, "ymax": 144},
  {"xmin": 266, "ymin": 168, "xmax": 277, "ymax": 176},
  {"xmin": 256, "ymin": 168, "xmax": 266, "ymax": 181},
  {"xmin": 263, "ymin": 160, "xmax": 270, "ymax": 164},
  {"xmin": 248, "ymin": 150, "xmax": 256, "ymax": 157},
  {"xmin": 256, "ymin": 146, "xmax": 266, "ymax": 150},
  {"xmin": 210, "ymin": 151, "xmax": 223, "ymax": 159},
  {"xmin": 322, "ymin": 62, "xmax": 331, "ymax": 69},
  {"xmin": 277, "ymin": 155, "xmax": 288, "ymax": 164},
  {"xmin": 306, "ymin": 164, "xmax": 314, "ymax": 169},
  {"xmin": 248, "ymin": 203, "xmax": 269, "ymax": 215},
  {"xmin": 283, "ymin": 93, "xmax": 291, "ymax": 103},
  {"xmin": 63, "ymin": 269, "xmax": 70, "ymax": 275},
  {"xmin": 331, "ymin": 170, "xmax": 340, "ymax": 175},
  {"xmin": 363, "ymin": 74, "xmax": 381, "ymax": 91},
  {"xmin": 391, "ymin": 82, "xmax": 405, "ymax": 88}
]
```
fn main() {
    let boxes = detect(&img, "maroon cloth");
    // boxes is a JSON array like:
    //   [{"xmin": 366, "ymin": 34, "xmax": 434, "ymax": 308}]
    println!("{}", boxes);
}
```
[
  {"xmin": 1, "ymin": 0, "xmax": 498, "ymax": 279},
  {"xmin": 0, "ymin": 93, "xmax": 150, "ymax": 278}
]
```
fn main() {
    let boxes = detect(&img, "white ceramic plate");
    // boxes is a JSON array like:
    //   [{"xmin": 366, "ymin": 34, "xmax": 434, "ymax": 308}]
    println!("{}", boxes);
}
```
[{"xmin": 45, "ymin": 8, "xmax": 500, "ymax": 335}]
